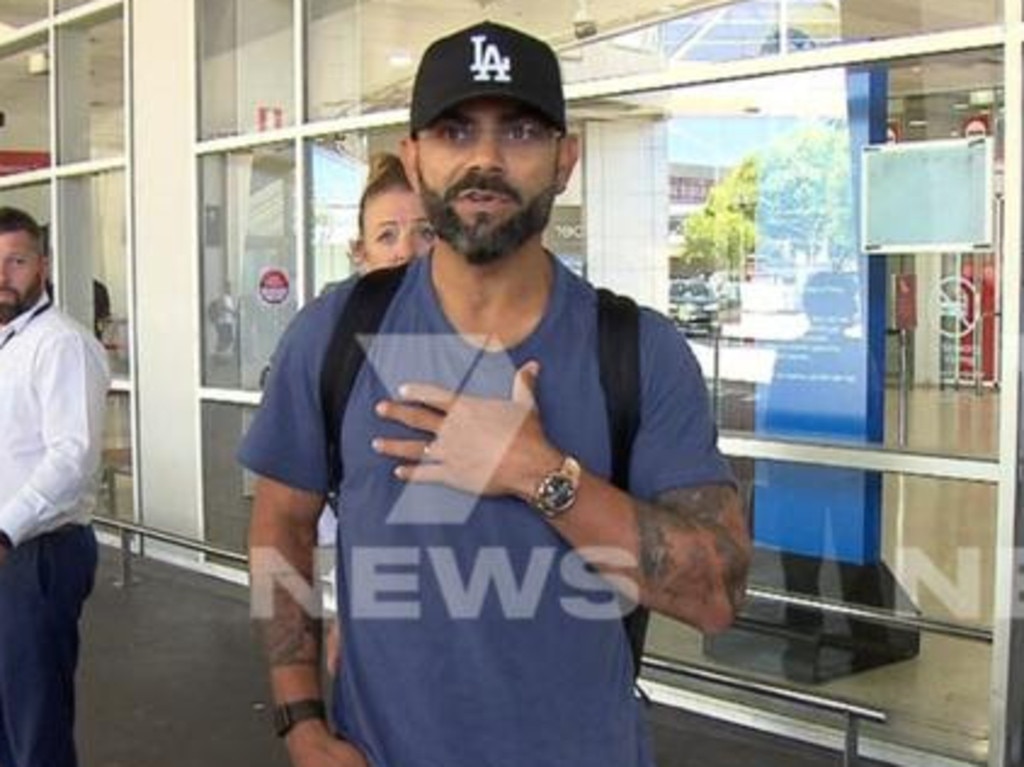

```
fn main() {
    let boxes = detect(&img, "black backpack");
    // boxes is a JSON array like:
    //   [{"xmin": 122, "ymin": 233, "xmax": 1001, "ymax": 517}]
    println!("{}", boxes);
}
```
[{"xmin": 318, "ymin": 263, "xmax": 649, "ymax": 680}]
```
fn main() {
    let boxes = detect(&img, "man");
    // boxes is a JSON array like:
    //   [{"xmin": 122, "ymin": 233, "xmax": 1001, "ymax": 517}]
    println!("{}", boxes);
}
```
[
  {"xmin": 0, "ymin": 206, "xmax": 110, "ymax": 767},
  {"xmin": 242, "ymin": 21, "xmax": 749, "ymax": 767}
]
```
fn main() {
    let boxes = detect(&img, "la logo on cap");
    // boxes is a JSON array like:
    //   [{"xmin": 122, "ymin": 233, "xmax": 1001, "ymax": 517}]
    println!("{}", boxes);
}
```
[{"xmin": 469, "ymin": 34, "xmax": 511, "ymax": 83}]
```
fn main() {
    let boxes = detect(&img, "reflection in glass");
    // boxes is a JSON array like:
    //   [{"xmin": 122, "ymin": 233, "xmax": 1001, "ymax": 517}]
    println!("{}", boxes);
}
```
[
  {"xmin": 306, "ymin": 0, "xmax": 365, "ymax": 122},
  {"xmin": 563, "ymin": 0, "xmax": 996, "ymax": 86},
  {"xmin": 0, "ymin": 183, "xmax": 50, "ymax": 225},
  {"xmin": 57, "ymin": 12, "xmax": 125, "ymax": 162},
  {"xmin": 56, "ymin": 0, "xmax": 94, "ymax": 11},
  {"xmin": 100, "ymin": 391, "xmax": 134, "ymax": 522},
  {"xmin": 0, "ymin": 40, "xmax": 51, "ymax": 176},
  {"xmin": 646, "ymin": 463, "xmax": 992, "ymax": 762},
  {"xmin": 202, "ymin": 402, "xmax": 254, "ymax": 555},
  {"xmin": 200, "ymin": 144, "xmax": 297, "ymax": 390},
  {"xmin": 198, "ymin": 0, "xmax": 294, "ymax": 139},
  {"xmin": 58, "ymin": 172, "xmax": 128, "ymax": 378},
  {"xmin": 623, "ymin": 50, "xmax": 1004, "ymax": 459},
  {"xmin": 58, "ymin": 171, "xmax": 128, "ymax": 378},
  {"xmin": 0, "ymin": 1, "xmax": 47, "ymax": 37},
  {"xmin": 307, "ymin": 133, "xmax": 365, "ymax": 295}
]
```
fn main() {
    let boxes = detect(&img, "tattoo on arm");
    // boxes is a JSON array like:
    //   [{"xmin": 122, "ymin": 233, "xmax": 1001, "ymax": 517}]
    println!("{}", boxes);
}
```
[
  {"xmin": 261, "ymin": 584, "xmax": 322, "ymax": 667},
  {"xmin": 635, "ymin": 484, "xmax": 749, "ymax": 614}
]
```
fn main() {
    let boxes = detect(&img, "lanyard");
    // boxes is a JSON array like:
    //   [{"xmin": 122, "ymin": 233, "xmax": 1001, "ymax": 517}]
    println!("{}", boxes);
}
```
[{"xmin": 0, "ymin": 299, "xmax": 52, "ymax": 352}]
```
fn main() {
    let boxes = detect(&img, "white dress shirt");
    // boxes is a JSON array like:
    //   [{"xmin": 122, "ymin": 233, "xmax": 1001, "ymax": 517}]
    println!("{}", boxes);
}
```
[{"xmin": 0, "ymin": 294, "xmax": 110, "ymax": 546}]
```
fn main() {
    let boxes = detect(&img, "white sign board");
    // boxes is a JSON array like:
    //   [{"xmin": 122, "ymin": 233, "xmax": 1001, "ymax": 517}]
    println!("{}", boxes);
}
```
[{"xmin": 861, "ymin": 137, "xmax": 994, "ymax": 254}]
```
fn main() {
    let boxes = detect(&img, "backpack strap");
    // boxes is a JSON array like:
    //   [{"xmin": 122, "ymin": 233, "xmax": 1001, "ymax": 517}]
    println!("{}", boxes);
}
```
[
  {"xmin": 320, "ymin": 264, "xmax": 409, "ymax": 511},
  {"xmin": 596, "ymin": 288, "xmax": 646, "ymax": 680}
]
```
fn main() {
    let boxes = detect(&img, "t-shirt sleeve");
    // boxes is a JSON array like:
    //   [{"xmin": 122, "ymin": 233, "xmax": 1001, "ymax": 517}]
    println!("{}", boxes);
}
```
[
  {"xmin": 629, "ymin": 310, "xmax": 735, "ymax": 501},
  {"xmin": 237, "ymin": 288, "xmax": 349, "ymax": 494}
]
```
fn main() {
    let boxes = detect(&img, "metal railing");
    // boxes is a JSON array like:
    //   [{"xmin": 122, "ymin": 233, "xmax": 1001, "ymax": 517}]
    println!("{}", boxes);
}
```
[
  {"xmin": 92, "ymin": 515, "xmax": 891, "ymax": 766},
  {"xmin": 92, "ymin": 516, "xmax": 246, "ymax": 587},
  {"xmin": 643, "ymin": 656, "xmax": 887, "ymax": 767}
]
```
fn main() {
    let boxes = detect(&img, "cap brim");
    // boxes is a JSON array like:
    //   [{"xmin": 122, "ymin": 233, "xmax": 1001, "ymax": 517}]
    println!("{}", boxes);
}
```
[{"xmin": 411, "ymin": 87, "xmax": 564, "ymax": 135}]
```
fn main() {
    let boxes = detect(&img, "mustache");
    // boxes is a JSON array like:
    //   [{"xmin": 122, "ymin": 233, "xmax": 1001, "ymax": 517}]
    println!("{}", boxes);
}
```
[{"xmin": 444, "ymin": 172, "xmax": 522, "ymax": 205}]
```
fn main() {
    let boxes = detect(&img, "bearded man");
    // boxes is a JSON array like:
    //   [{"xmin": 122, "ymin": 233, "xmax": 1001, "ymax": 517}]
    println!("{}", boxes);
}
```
[
  {"xmin": 0, "ymin": 206, "xmax": 109, "ymax": 767},
  {"xmin": 242, "ymin": 22, "xmax": 748, "ymax": 767}
]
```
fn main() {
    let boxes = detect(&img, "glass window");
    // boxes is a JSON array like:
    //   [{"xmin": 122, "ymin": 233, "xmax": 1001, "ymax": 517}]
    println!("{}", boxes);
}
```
[
  {"xmin": 306, "ymin": 128, "xmax": 410, "ymax": 296},
  {"xmin": 0, "ymin": 38, "xmax": 51, "ymax": 176},
  {"xmin": 307, "ymin": 132, "xmax": 364, "ymax": 295},
  {"xmin": 0, "ymin": 1, "xmax": 47, "ymax": 40},
  {"xmin": 100, "ymin": 391, "xmax": 134, "ymax": 522},
  {"xmin": 198, "ymin": 0, "xmax": 295, "ymax": 140},
  {"xmin": 57, "ymin": 171, "xmax": 128, "ymax": 378},
  {"xmin": 57, "ymin": 0, "xmax": 96, "ymax": 11},
  {"xmin": 0, "ymin": 182, "xmax": 50, "ymax": 224},
  {"xmin": 306, "ymin": 0, "xmax": 367, "ymax": 122},
  {"xmin": 572, "ymin": 49, "xmax": 1002, "ymax": 459},
  {"xmin": 56, "ymin": 11, "xmax": 125, "ymax": 162},
  {"xmin": 202, "ymin": 402, "xmax": 255, "ymax": 555},
  {"xmin": 200, "ymin": 143, "xmax": 297, "ymax": 390},
  {"xmin": 563, "ymin": 0, "xmax": 998, "ymax": 86},
  {"xmin": 646, "ymin": 462, "xmax": 993, "ymax": 763}
]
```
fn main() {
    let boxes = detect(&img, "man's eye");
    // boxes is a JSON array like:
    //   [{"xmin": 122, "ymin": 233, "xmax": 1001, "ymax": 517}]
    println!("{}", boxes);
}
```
[
  {"xmin": 506, "ymin": 121, "xmax": 543, "ymax": 142},
  {"xmin": 376, "ymin": 230, "xmax": 398, "ymax": 245},
  {"xmin": 436, "ymin": 123, "xmax": 473, "ymax": 143}
]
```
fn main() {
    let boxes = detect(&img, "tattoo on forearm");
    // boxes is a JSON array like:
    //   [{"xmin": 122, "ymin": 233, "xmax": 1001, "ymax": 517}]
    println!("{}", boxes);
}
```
[
  {"xmin": 635, "ymin": 485, "xmax": 749, "ymax": 615},
  {"xmin": 261, "ymin": 584, "xmax": 322, "ymax": 667}
]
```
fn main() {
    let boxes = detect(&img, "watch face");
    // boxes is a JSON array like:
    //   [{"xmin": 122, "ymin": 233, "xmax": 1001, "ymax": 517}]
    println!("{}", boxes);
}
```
[{"xmin": 539, "ymin": 474, "xmax": 576, "ymax": 516}]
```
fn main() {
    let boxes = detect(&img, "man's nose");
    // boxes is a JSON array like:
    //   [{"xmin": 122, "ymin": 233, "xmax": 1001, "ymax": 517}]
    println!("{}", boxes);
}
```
[{"xmin": 465, "ymin": 128, "xmax": 506, "ymax": 173}]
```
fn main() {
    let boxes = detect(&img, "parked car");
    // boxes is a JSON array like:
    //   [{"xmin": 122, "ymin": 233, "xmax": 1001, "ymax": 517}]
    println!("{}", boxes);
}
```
[{"xmin": 669, "ymin": 278, "xmax": 720, "ymax": 335}]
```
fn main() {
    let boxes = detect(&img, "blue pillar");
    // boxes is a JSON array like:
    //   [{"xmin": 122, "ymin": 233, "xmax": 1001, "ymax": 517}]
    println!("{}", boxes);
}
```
[{"xmin": 752, "ymin": 68, "xmax": 888, "ymax": 565}]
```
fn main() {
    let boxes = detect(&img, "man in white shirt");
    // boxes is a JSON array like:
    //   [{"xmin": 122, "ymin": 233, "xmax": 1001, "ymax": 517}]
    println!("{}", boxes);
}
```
[{"xmin": 0, "ymin": 206, "xmax": 110, "ymax": 767}]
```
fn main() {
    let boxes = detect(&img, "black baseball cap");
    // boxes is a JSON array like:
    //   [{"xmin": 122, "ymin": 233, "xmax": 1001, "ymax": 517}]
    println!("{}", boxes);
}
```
[{"xmin": 409, "ymin": 21, "xmax": 566, "ymax": 136}]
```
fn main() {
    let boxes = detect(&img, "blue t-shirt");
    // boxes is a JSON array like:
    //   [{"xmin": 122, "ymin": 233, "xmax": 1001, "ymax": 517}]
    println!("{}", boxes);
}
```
[{"xmin": 239, "ymin": 255, "xmax": 732, "ymax": 767}]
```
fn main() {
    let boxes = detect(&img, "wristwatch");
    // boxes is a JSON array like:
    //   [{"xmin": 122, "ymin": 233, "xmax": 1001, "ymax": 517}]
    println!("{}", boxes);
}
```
[
  {"xmin": 273, "ymin": 699, "xmax": 326, "ymax": 738},
  {"xmin": 531, "ymin": 455, "xmax": 582, "ymax": 519}
]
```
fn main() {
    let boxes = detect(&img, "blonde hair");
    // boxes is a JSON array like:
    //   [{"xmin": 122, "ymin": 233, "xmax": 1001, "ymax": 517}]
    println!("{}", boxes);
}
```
[{"xmin": 358, "ymin": 153, "xmax": 414, "ymax": 238}]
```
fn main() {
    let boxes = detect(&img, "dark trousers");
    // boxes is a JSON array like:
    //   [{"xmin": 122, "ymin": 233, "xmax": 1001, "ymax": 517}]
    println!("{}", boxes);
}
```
[{"xmin": 0, "ymin": 525, "xmax": 97, "ymax": 767}]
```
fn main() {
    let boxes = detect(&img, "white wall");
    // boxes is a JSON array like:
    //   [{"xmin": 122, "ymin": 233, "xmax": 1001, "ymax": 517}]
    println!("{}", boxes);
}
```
[
  {"xmin": 583, "ymin": 118, "xmax": 670, "ymax": 312},
  {"xmin": 132, "ymin": 0, "xmax": 202, "ymax": 537}
]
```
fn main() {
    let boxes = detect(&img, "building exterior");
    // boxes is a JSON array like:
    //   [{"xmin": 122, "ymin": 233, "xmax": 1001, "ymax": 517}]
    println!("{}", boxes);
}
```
[{"xmin": 1, "ymin": 0, "xmax": 1022, "ymax": 764}]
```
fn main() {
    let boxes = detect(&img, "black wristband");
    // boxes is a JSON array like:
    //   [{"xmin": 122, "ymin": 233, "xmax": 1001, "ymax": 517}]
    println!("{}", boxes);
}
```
[{"xmin": 272, "ymin": 699, "xmax": 326, "ymax": 738}]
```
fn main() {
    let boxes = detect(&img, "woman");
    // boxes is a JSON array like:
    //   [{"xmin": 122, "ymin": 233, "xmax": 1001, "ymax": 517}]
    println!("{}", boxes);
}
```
[
  {"xmin": 349, "ymin": 151, "xmax": 435, "ymax": 273},
  {"xmin": 323, "ymin": 152, "xmax": 433, "ymax": 674}
]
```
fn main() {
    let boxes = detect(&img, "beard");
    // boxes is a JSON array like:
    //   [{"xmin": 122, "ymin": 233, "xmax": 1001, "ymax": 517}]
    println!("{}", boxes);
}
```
[
  {"xmin": 419, "ymin": 169, "xmax": 558, "ymax": 266},
  {"xmin": 0, "ymin": 275, "xmax": 45, "ymax": 325}
]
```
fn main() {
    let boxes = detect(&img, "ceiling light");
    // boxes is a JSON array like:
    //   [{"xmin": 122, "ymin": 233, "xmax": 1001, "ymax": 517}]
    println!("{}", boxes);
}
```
[{"xmin": 388, "ymin": 52, "xmax": 413, "ymax": 68}]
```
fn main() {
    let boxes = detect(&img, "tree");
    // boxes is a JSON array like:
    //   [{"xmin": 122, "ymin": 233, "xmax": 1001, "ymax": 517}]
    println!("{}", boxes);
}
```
[
  {"xmin": 680, "ymin": 158, "xmax": 758, "ymax": 274},
  {"xmin": 679, "ymin": 120, "xmax": 856, "ymax": 273}
]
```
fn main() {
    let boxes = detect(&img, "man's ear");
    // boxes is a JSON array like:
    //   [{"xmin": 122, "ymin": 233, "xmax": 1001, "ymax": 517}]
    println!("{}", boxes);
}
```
[
  {"xmin": 554, "ymin": 134, "xmax": 580, "ymax": 194},
  {"xmin": 399, "ymin": 137, "xmax": 421, "ymax": 193}
]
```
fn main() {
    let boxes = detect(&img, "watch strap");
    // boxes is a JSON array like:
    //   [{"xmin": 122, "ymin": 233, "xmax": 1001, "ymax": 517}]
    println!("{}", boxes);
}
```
[{"xmin": 273, "ymin": 698, "xmax": 326, "ymax": 738}]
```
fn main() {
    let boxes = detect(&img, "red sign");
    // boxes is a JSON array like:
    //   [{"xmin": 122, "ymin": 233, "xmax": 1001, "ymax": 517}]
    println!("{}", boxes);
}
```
[
  {"xmin": 894, "ymin": 273, "xmax": 917, "ymax": 330},
  {"xmin": 0, "ymin": 151, "xmax": 50, "ymax": 176},
  {"xmin": 256, "ymin": 106, "xmax": 284, "ymax": 132},
  {"xmin": 257, "ymin": 268, "xmax": 290, "ymax": 305}
]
